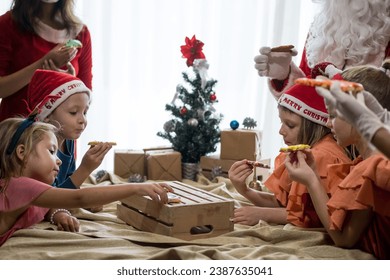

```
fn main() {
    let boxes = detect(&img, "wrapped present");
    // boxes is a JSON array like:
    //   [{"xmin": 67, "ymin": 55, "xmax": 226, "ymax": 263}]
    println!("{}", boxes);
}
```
[
  {"xmin": 200, "ymin": 154, "xmax": 236, "ymax": 180},
  {"xmin": 144, "ymin": 148, "xmax": 182, "ymax": 181},
  {"xmin": 220, "ymin": 129, "xmax": 262, "ymax": 160},
  {"xmin": 113, "ymin": 150, "xmax": 145, "ymax": 179}
]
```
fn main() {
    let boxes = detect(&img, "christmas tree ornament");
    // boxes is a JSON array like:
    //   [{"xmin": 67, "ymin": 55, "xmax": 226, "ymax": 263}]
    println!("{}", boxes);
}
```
[
  {"xmin": 157, "ymin": 35, "xmax": 223, "ymax": 166},
  {"xmin": 187, "ymin": 118, "xmax": 199, "ymax": 126},
  {"xmin": 163, "ymin": 120, "xmax": 175, "ymax": 133},
  {"xmin": 242, "ymin": 117, "xmax": 257, "ymax": 129},
  {"xmin": 180, "ymin": 35, "xmax": 205, "ymax": 67},
  {"xmin": 230, "ymin": 120, "xmax": 239, "ymax": 130},
  {"xmin": 210, "ymin": 93, "xmax": 217, "ymax": 101},
  {"xmin": 180, "ymin": 106, "xmax": 188, "ymax": 115}
]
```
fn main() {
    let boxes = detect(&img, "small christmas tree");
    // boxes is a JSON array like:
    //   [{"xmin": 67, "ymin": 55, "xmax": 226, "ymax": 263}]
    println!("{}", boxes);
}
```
[{"xmin": 157, "ymin": 35, "xmax": 223, "ymax": 163}]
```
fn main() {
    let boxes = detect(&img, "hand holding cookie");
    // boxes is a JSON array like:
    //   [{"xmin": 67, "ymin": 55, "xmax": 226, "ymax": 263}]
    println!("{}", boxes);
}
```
[{"xmin": 255, "ymin": 44, "xmax": 298, "ymax": 80}]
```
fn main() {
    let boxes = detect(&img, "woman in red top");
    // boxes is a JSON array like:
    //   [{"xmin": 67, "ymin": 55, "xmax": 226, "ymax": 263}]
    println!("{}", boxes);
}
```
[{"xmin": 0, "ymin": 0, "xmax": 92, "ymax": 121}]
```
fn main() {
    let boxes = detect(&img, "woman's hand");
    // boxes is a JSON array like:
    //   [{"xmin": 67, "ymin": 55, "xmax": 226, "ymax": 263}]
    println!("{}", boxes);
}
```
[{"xmin": 43, "ymin": 44, "xmax": 77, "ymax": 68}]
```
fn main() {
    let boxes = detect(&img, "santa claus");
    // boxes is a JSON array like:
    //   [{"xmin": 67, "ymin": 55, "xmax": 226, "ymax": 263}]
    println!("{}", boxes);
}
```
[{"xmin": 255, "ymin": 0, "xmax": 390, "ymax": 99}]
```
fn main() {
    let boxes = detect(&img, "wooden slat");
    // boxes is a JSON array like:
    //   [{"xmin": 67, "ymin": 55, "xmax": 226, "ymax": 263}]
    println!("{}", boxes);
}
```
[{"xmin": 117, "ymin": 181, "xmax": 234, "ymax": 239}]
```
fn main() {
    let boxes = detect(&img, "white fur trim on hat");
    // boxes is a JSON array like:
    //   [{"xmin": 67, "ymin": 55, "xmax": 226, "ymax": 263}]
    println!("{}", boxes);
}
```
[
  {"xmin": 37, "ymin": 80, "xmax": 91, "ymax": 121},
  {"xmin": 278, "ymin": 93, "xmax": 328, "ymax": 126}
]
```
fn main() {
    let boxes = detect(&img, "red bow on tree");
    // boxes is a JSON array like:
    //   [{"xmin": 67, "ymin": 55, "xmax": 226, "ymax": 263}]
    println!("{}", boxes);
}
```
[{"xmin": 180, "ymin": 35, "xmax": 206, "ymax": 67}]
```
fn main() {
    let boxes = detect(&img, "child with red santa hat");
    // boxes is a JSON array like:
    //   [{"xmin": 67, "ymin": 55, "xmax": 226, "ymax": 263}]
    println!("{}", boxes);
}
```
[
  {"xmin": 228, "ymin": 84, "xmax": 351, "ymax": 227},
  {"xmin": 26, "ymin": 69, "xmax": 112, "ymax": 193}
]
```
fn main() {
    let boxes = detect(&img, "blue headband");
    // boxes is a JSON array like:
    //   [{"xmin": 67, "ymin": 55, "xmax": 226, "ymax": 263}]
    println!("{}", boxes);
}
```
[{"xmin": 6, "ymin": 115, "xmax": 36, "ymax": 155}]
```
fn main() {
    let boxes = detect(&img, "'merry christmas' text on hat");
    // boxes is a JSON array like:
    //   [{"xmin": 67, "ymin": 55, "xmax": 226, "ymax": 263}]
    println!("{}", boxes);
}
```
[
  {"xmin": 27, "ymin": 69, "xmax": 91, "ymax": 121},
  {"xmin": 278, "ymin": 83, "xmax": 329, "ymax": 126}
]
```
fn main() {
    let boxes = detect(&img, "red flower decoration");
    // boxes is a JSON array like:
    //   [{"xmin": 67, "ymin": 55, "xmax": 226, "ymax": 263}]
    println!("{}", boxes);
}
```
[{"xmin": 180, "ymin": 35, "xmax": 206, "ymax": 67}]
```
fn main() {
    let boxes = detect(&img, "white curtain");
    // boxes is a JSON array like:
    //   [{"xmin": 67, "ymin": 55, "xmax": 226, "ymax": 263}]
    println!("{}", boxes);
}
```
[{"xmin": 0, "ymin": 0, "xmax": 319, "ymax": 171}]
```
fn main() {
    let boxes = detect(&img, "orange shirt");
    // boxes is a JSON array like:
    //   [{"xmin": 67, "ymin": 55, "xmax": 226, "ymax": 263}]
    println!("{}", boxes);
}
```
[
  {"xmin": 265, "ymin": 134, "xmax": 351, "ymax": 227},
  {"xmin": 327, "ymin": 154, "xmax": 390, "ymax": 259}
]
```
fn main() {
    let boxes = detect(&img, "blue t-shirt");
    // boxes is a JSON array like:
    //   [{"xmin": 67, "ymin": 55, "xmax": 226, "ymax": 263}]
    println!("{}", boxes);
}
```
[{"xmin": 53, "ymin": 139, "xmax": 77, "ymax": 189}]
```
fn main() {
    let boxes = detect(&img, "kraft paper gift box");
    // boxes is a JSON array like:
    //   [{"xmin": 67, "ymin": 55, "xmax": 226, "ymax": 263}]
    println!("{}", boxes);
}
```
[
  {"xmin": 220, "ymin": 129, "xmax": 262, "ymax": 161},
  {"xmin": 113, "ymin": 150, "xmax": 145, "ymax": 179},
  {"xmin": 200, "ymin": 154, "xmax": 236, "ymax": 180},
  {"xmin": 144, "ymin": 149, "xmax": 182, "ymax": 181}
]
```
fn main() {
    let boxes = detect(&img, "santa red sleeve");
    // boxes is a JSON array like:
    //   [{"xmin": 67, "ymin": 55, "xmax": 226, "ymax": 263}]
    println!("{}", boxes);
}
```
[{"xmin": 267, "ymin": 47, "xmax": 309, "ymax": 100}]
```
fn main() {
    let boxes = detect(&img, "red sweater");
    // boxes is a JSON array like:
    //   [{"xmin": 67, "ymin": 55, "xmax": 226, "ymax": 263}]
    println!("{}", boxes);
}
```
[{"xmin": 0, "ymin": 11, "xmax": 93, "ymax": 121}]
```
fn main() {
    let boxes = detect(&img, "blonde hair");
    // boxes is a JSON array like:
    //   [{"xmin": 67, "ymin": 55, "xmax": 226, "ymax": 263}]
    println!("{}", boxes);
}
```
[{"xmin": 0, "ymin": 118, "xmax": 57, "ymax": 184}]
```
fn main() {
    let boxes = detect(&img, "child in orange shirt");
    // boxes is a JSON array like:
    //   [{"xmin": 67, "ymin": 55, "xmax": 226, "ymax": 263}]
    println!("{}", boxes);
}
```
[
  {"xmin": 229, "ymin": 84, "xmax": 351, "ymax": 227},
  {"xmin": 285, "ymin": 61, "xmax": 390, "ymax": 259}
]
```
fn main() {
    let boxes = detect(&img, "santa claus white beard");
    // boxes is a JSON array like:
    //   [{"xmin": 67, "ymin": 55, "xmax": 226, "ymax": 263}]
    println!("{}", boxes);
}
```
[{"xmin": 306, "ymin": 0, "xmax": 390, "ymax": 69}]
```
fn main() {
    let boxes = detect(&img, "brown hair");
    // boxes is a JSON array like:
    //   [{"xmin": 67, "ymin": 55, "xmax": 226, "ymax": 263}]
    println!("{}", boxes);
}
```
[
  {"xmin": 0, "ymin": 118, "xmax": 57, "ymax": 187},
  {"xmin": 340, "ymin": 59, "xmax": 390, "ymax": 159},
  {"xmin": 10, "ymin": 0, "xmax": 83, "ymax": 35},
  {"xmin": 342, "ymin": 59, "xmax": 390, "ymax": 110}
]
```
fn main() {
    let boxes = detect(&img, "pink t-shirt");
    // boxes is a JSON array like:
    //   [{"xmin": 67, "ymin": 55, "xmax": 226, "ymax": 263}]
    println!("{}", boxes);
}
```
[{"xmin": 0, "ymin": 177, "xmax": 52, "ymax": 246}]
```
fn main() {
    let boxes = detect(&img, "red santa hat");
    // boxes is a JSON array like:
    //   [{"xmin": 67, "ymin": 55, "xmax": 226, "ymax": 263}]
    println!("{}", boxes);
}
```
[
  {"xmin": 27, "ymin": 69, "xmax": 91, "ymax": 121},
  {"xmin": 278, "ymin": 84, "xmax": 329, "ymax": 126}
]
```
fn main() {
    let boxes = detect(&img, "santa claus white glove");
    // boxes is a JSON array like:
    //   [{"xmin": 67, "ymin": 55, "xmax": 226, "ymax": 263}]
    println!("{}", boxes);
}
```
[
  {"xmin": 254, "ymin": 46, "xmax": 298, "ymax": 80},
  {"xmin": 360, "ymin": 90, "xmax": 390, "ymax": 124},
  {"xmin": 316, "ymin": 82, "xmax": 385, "ymax": 141}
]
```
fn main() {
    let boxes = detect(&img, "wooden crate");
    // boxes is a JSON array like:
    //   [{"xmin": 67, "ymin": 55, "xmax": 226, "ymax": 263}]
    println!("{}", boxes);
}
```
[{"xmin": 117, "ymin": 181, "xmax": 234, "ymax": 240}]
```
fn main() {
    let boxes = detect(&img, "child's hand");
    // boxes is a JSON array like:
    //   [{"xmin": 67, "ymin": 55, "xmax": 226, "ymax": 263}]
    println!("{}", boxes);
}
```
[
  {"xmin": 228, "ymin": 160, "xmax": 253, "ymax": 194},
  {"xmin": 232, "ymin": 206, "xmax": 263, "ymax": 226},
  {"xmin": 284, "ymin": 150, "xmax": 317, "ymax": 185},
  {"xmin": 54, "ymin": 211, "xmax": 80, "ymax": 232},
  {"xmin": 80, "ymin": 142, "xmax": 113, "ymax": 173},
  {"xmin": 135, "ymin": 183, "xmax": 173, "ymax": 204}
]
